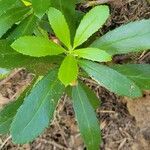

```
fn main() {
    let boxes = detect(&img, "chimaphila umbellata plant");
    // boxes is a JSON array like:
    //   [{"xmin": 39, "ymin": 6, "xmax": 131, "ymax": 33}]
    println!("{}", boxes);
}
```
[{"xmin": 0, "ymin": 0, "xmax": 150, "ymax": 150}]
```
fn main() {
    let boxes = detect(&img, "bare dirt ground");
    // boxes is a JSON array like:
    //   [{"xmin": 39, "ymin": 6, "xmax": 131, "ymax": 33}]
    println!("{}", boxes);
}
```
[{"xmin": 0, "ymin": 0, "xmax": 150, "ymax": 149}]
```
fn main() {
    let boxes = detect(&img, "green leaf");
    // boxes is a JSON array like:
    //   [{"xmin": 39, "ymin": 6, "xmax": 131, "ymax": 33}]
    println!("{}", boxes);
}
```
[
  {"xmin": 80, "ymin": 82, "xmax": 100, "ymax": 110},
  {"xmin": 112, "ymin": 64, "xmax": 150, "ymax": 90},
  {"xmin": 79, "ymin": 60, "xmax": 142, "ymax": 98},
  {"xmin": 0, "ymin": 100, "xmax": 22, "ymax": 135},
  {"xmin": 31, "ymin": 0, "xmax": 51, "ymax": 18},
  {"xmin": 23, "ymin": 0, "xmax": 31, "ymax": 2},
  {"xmin": 10, "ymin": 69, "xmax": 64, "ymax": 144},
  {"xmin": 48, "ymin": 7, "xmax": 71, "ymax": 49},
  {"xmin": 8, "ymin": 14, "xmax": 37, "ymax": 42},
  {"xmin": 34, "ymin": 25, "xmax": 49, "ymax": 38},
  {"xmin": 73, "ymin": 5, "xmax": 109, "ymax": 48},
  {"xmin": 72, "ymin": 84, "xmax": 101, "ymax": 150},
  {"xmin": 58, "ymin": 55, "xmax": 78, "ymax": 86},
  {"xmin": 73, "ymin": 48, "xmax": 112, "ymax": 62},
  {"xmin": 50, "ymin": 0, "xmax": 77, "ymax": 41},
  {"xmin": 91, "ymin": 19, "xmax": 150, "ymax": 55},
  {"xmin": 21, "ymin": 0, "xmax": 32, "ymax": 6},
  {"xmin": 0, "ymin": 80, "xmax": 35, "ymax": 134},
  {"xmin": 0, "ymin": 40, "xmax": 63, "ymax": 75},
  {"xmin": 0, "ymin": 0, "xmax": 17, "ymax": 16},
  {"xmin": 0, "ymin": 6, "xmax": 30, "ymax": 38},
  {"xmin": 11, "ymin": 36, "xmax": 66, "ymax": 57}
]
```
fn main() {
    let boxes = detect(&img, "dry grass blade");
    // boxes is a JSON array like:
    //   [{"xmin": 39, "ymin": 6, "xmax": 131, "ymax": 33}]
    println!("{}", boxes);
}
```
[{"xmin": 0, "ymin": 136, "xmax": 11, "ymax": 150}]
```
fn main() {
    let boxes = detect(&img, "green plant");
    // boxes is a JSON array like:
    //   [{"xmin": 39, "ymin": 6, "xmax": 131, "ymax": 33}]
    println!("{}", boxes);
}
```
[{"xmin": 0, "ymin": 0, "xmax": 150, "ymax": 149}]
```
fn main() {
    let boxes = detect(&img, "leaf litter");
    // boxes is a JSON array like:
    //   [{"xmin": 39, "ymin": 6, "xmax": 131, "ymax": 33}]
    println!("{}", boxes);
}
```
[{"xmin": 0, "ymin": 0, "xmax": 150, "ymax": 149}]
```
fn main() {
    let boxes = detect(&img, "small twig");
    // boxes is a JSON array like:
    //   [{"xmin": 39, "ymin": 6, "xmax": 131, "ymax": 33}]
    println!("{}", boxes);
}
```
[
  {"xmin": 80, "ymin": 77, "xmax": 98, "ymax": 85},
  {"xmin": 40, "ymin": 139, "xmax": 68, "ymax": 150},
  {"xmin": 83, "ymin": 0, "xmax": 114, "ymax": 8},
  {"xmin": 138, "ymin": 51, "xmax": 146, "ymax": 59},
  {"xmin": 139, "ymin": 51, "xmax": 150, "ymax": 61},
  {"xmin": 52, "ymin": 96, "xmax": 69, "ymax": 147},
  {"xmin": 0, "ymin": 136, "xmax": 12, "ymax": 150},
  {"xmin": 100, "ymin": 110, "xmax": 116, "ymax": 113},
  {"xmin": 100, "ymin": 120, "xmax": 107, "ymax": 130},
  {"xmin": 57, "ymin": 95, "xmax": 67, "ymax": 113},
  {"xmin": 118, "ymin": 138, "xmax": 127, "ymax": 150},
  {"xmin": 55, "ymin": 120, "xmax": 68, "ymax": 147}
]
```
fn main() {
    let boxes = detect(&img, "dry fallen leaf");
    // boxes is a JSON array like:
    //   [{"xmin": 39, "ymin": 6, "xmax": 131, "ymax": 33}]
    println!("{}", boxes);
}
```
[{"xmin": 125, "ymin": 91, "xmax": 150, "ymax": 150}]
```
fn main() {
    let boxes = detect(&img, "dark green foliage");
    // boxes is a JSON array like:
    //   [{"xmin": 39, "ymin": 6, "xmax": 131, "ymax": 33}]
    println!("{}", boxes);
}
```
[{"xmin": 0, "ymin": 1, "xmax": 149, "ymax": 149}]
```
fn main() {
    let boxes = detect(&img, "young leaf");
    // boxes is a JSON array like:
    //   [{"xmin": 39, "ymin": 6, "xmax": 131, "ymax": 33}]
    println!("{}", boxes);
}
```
[
  {"xmin": 80, "ymin": 82, "xmax": 100, "ymax": 110},
  {"xmin": 11, "ymin": 36, "xmax": 66, "ymax": 57},
  {"xmin": 50, "ymin": 0, "xmax": 77, "ymax": 40},
  {"xmin": 0, "ymin": 6, "xmax": 30, "ymax": 38},
  {"xmin": 10, "ymin": 69, "xmax": 64, "ymax": 144},
  {"xmin": 0, "ymin": 0, "xmax": 17, "ymax": 16},
  {"xmin": 8, "ymin": 14, "xmax": 37, "ymax": 41},
  {"xmin": 31, "ymin": 0, "xmax": 51, "ymax": 18},
  {"xmin": 112, "ymin": 64, "xmax": 150, "ymax": 90},
  {"xmin": 22, "ymin": 0, "xmax": 32, "ymax": 6},
  {"xmin": 73, "ymin": 48, "xmax": 112, "ymax": 62},
  {"xmin": 91, "ymin": 19, "xmax": 150, "ymax": 55},
  {"xmin": 48, "ymin": 7, "xmax": 71, "ymax": 49},
  {"xmin": 72, "ymin": 84, "xmax": 101, "ymax": 150},
  {"xmin": 73, "ymin": 5, "xmax": 109, "ymax": 48},
  {"xmin": 79, "ymin": 60, "xmax": 142, "ymax": 98},
  {"xmin": 0, "ymin": 40, "xmax": 63, "ymax": 75},
  {"xmin": 58, "ymin": 55, "xmax": 78, "ymax": 86}
]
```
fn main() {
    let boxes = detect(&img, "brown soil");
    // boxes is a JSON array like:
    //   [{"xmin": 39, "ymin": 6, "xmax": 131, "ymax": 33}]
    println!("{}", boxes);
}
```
[{"xmin": 0, "ymin": 0, "xmax": 150, "ymax": 150}]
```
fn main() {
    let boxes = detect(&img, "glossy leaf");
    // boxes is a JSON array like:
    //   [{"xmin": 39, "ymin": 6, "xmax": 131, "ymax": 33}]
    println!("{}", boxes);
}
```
[
  {"xmin": 73, "ymin": 5, "xmax": 109, "ymax": 48},
  {"xmin": 91, "ymin": 19, "xmax": 150, "ymax": 55},
  {"xmin": 73, "ymin": 48, "xmax": 112, "ymax": 62},
  {"xmin": 112, "ymin": 64, "xmax": 150, "ymax": 90},
  {"xmin": 10, "ymin": 69, "xmax": 64, "ymax": 143},
  {"xmin": 8, "ymin": 14, "xmax": 37, "ymax": 41},
  {"xmin": 0, "ymin": 40, "xmax": 63, "ymax": 75},
  {"xmin": 31, "ymin": 0, "xmax": 51, "ymax": 18},
  {"xmin": 50, "ymin": 0, "xmax": 77, "ymax": 40},
  {"xmin": 79, "ymin": 60, "xmax": 142, "ymax": 98},
  {"xmin": 48, "ymin": 7, "xmax": 71, "ymax": 49},
  {"xmin": 58, "ymin": 55, "xmax": 78, "ymax": 86},
  {"xmin": 0, "ymin": 6, "xmax": 30, "ymax": 38},
  {"xmin": 72, "ymin": 84, "xmax": 101, "ymax": 150},
  {"xmin": 11, "ymin": 36, "xmax": 66, "ymax": 57}
]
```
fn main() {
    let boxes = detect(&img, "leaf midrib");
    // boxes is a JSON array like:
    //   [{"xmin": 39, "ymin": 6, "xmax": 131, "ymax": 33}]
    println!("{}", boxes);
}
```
[
  {"xmin": 77, "ymin": 87, "xmax": 94, "ymax": 148},
  {"xmin": 12, "ymin": 15, "xmax": 35, "ymax": 38},
  {"xmin": 17, "ymin": 79, "xmax": 58, "ymax": 135},
  {"xmin": 74, "ymin": 15, "xmax": 98, "ymax": 47},
  {"xmin": 97, "ymin": 31, "xmax": 150, "ymax": 49},
  {"xmin": 80, "ymin": 62, "xmax": 128, "ymax": 89},
  {"xmin": 128, "ymin": 75, "xmax": 150, "ymax": 80}
]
